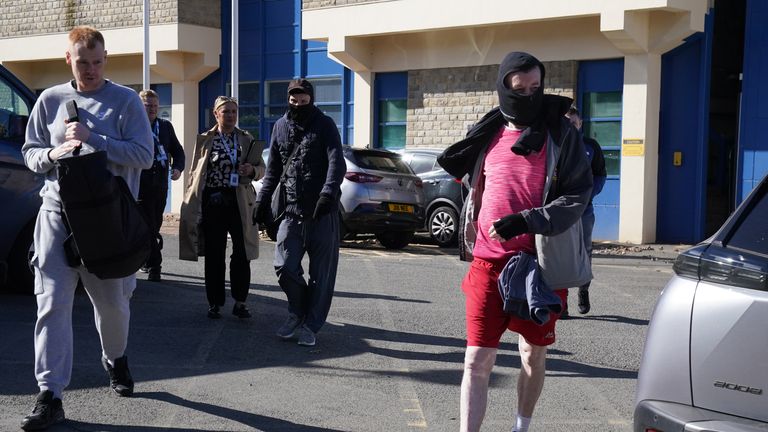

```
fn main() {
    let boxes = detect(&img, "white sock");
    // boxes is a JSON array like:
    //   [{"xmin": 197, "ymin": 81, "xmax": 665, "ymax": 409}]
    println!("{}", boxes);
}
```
[{"xmin": 512, "ymin": 414, "xmax": 531, "ymax": 432}]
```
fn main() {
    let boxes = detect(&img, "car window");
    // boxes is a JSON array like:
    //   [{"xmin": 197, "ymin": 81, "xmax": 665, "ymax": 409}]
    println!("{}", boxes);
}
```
[
  {"xmin": 408, "ymin": 154, "xmax": 437, "ymax": 174},
  {"xmin": 726, "ymin": 185, "xmax": 768, "ymax": 255},
  {"xmin": 0, "ymin": 77, "xmax": 31, "ymax": 140},
  {"xmin": 351, "ymin": 150, "xmax": 412, "ymax": 174}
]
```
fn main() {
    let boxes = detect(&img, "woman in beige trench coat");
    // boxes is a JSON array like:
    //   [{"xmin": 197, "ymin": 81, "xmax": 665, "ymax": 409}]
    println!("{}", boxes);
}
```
[{"xmin": 179, "ymin": 96, "xmax": 265, "ymax": 319}]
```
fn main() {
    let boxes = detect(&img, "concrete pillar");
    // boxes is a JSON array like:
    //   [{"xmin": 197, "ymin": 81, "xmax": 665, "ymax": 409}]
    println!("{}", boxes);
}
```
[
  {"xmin": 353, "ymin": 71, "xmax": 374, "ymax": 148},
  {"xmin": 170, "ymin": 80, "xmax": 199, "ymax": 214},
  {"xmin": 618, "ymin": 53, "xmax": 661, "ymax": 243}
]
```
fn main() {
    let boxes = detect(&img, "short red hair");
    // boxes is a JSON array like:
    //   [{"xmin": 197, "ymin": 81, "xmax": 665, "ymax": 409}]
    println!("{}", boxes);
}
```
[{"xmin": 68, "ymin": 25, "xmax": 105, "ymax": 49}]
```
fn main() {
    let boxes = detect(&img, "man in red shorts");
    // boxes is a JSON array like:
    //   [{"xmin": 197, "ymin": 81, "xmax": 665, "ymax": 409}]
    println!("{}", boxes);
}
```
[{"xmin": 438, "ymin": 51, "xmax": 593, "ymax": 432}]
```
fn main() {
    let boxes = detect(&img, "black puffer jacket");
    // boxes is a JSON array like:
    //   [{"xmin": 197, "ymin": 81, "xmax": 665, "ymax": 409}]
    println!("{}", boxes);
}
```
[{"xmin": 257, "ymin": 105, "xmax": 346, "ymax": 218}]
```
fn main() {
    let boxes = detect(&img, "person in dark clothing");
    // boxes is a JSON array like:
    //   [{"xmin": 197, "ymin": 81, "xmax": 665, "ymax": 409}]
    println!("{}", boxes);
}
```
[
  {"xmin": 138, "ymin": 89, "xmax": 185, "ymax": 282},
  {"xmin": 562, "ymin": 106, "xmax": 607, "ymax": 316},
  {"xmin": 254, "ymin": 78, "xmax": 346, "ymax": 347}
]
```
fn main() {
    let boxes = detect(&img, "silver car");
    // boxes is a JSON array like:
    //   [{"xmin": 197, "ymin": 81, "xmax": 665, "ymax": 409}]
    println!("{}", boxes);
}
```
[
  {"xmin": 254, "ymin": 145, "xmax": 425, "ymax": 249},
  {"xmin": 339, "ymin": 146, "xmax": 424, "ymax": 249},
  {"xmin": 634, "ymin": 174, "xmax": 768, "ymax": 431}
]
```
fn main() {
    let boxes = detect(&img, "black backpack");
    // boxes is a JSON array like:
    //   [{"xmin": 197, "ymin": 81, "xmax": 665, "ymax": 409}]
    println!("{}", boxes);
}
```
[{"xmin": 56, "ymin": 148, "xmax": 151, "ymax": 279}]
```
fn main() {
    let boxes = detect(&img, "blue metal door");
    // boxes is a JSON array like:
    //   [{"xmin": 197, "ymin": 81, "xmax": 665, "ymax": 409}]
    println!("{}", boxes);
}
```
[
  {"xmin": 657, "ymin": 13, "xmax": 713, "ymax": 243},
  {"xmin": 737, "ymin": 0, "xmax": 768, "ymax": 202},
  {"xmin": 577, "ymin": 59, "xmax": 624, "ymax": 241}
]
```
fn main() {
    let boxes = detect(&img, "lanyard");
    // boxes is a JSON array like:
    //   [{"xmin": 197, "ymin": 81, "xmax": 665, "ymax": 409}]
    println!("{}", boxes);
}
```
[
  {"xmin": 218, "ymin": 131, "xmax": 238, "ymax": 166},
  {"xmin": 152, "ymin": 120, "xmax": 160, "ymax": 143}
]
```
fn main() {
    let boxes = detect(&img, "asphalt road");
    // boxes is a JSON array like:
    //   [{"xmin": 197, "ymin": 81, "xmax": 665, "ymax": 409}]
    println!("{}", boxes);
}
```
[{"xmin": 0, "ymin": 235, "xmax": 677, "ymax": 431}]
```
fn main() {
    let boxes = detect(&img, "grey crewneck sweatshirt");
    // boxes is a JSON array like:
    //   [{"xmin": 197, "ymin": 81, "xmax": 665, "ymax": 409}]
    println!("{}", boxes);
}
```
[{"xmin": 22, "ymin": 79, "xmax": 154, "ymax": 212}]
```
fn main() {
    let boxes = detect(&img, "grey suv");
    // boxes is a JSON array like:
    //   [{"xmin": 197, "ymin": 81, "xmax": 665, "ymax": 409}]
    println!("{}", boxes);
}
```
[
  {"xmin": 634, "ymin": 174, "xmax": 768, "ymax": 431},
  {"xmin": 399, "ymin": 148, "xmax": 464, "ymax": 247},
  {"xmin": 0, "ymin": 65, "xmax": 40, "ymax": 294},
  {"xmin": 340, "ymin": 146, "xmax": 424, "ymax": 249}
]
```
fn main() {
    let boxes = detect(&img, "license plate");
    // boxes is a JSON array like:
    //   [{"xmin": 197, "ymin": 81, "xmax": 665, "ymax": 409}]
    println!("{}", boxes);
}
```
[{"xmin": 388, "ymin": 203, "xmax": 414, "ymax": 213}]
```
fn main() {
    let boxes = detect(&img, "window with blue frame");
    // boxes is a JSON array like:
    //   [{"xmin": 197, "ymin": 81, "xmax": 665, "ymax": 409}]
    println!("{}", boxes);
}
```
[
  {"xmin": 582, "ymin": 91, "xmax": 623, "ymax": 176},
  {"xmin": 265, "ymin": 80, "xmax": 290, "ymax": 119},
  {"xmin": 379, "ymin": 99, "xmax": 406, "ymax": 149},
  {"xmin": 312, "ymin": 77, "xmax": 343, "ymax": 136},
  {"xmin": 374, "ymin": 72, "xmax": 408, "ymax": 149},
  {"xmin": 237, "ymin": 82, "xmax": 260, "ymax": 139}
]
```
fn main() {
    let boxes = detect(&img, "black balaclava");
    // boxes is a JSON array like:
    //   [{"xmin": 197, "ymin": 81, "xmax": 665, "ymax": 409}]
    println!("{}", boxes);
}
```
[
  {"xmin": 496, "ymin": 52, "xmax": 545, "ymax": 127},
  {"xmin": 287, "ymin": 78, "xmax": 315, "ymax": 125},
  {"xmin": 496, "ymin": 52, "xmax": 548, "ymax": 155}
]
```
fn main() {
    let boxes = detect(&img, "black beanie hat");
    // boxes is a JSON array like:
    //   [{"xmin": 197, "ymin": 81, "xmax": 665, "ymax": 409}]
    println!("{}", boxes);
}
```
[{"xmin": 287, "ymin": 78, "xmax": 314, "ymax": 104}]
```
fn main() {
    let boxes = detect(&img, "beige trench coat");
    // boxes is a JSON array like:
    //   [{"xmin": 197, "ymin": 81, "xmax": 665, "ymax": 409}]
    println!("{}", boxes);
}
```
[{"xmin": 178, "ymin": 125, "xmax": 265, "ymax": 261}]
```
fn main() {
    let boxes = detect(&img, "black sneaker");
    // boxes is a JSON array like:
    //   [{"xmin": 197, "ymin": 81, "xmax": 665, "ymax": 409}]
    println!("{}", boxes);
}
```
[
  {"xmin": 207, "ymin": 305, "xmax": 221, "ymax": 319},
  {"xmin": 578, "ymin": 286, "xmax": 591, "ymax": 314},
  {"xmin": 232, "ymin": 303, "xmax": 252, "ymax": 319},
  {"xmin": 102, "ymin": 355, "xmax": 134, "ymax": 397},
  {"xmin": 20, "ymin": 390, "xmax": 65, "ymax": 431}
]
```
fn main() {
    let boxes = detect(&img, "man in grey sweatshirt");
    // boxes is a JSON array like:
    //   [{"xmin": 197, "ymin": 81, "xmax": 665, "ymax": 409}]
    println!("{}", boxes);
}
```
[{"xmin": 19, "ymin": 25, "xmax": 153, "ymax": 431}]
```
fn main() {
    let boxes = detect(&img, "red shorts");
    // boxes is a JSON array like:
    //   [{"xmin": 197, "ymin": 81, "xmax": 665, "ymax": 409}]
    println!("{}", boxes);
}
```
[{"xmin": 462, "ymin": 257, "xmax": 567, "ymax": 348}]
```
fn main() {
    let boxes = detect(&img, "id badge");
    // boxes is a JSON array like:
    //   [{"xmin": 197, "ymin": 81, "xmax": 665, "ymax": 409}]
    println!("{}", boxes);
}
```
[
  {"xmin": 229, "ymin": 173, "xmax": 240, "ymax": 186},
  {"xmin": 156, "ymin": 145, "xmax": 168, "ymax": 162}
]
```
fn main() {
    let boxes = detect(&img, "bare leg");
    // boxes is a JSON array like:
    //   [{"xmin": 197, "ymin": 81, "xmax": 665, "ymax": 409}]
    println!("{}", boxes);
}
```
[
  {"xmin": 516, "ymin": 334, "xmax": 548, "ymax": 417},
  {"xmin": 460, "ymin": 346, "xmax": 498, "ymax": 432}
]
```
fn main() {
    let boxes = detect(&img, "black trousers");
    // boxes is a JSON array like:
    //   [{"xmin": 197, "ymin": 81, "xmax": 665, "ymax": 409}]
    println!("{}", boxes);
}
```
[
  {"xmin": 201, "ymin": 188, "xmax": 251, "ymax": 306},
  {"xmin": 138, "ymin": 175, "xmax": 168, "ymax": 270}
]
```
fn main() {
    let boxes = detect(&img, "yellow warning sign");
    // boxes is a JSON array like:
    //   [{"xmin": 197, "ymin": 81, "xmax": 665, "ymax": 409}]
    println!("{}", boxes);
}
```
[{"xmin": 622, "ymin": 138, "xmax": 645, "ymax": 156}]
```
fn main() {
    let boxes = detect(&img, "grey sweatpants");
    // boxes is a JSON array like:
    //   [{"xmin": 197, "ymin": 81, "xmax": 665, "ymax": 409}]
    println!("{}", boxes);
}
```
[
  {"xmin": 274, "ymin": 212, "xmax": 340, "ymax": 333},
  {"xmin": 31, "ymin": 209, "xmax": 136, "ymax": 399}
]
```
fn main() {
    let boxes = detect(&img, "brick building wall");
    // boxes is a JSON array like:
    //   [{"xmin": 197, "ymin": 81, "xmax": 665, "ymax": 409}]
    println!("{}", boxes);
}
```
[
  {"xmin": 0, "ymin": 0, "xmax": 219, "ymax": 38},
  {"xmin": 406, "ymin": 60, "xmax": 577, "ymax": 148}
]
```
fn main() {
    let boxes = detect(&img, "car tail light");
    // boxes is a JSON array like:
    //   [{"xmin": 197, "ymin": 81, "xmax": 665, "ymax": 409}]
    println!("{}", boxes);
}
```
[
  {"xmin": 673, "ymin": 243, "xmax": 768, "ymax": 290},
  {"xmin": 672, "ymin": 244, "xmax": 706, "ymax": 280},
  {"xmin": 414, "ymin": 178, "xmax": 423, "ymax": 188},
  {"xmin": 345, "ymin": 172, "xmax": 383, "ymax": 183}
]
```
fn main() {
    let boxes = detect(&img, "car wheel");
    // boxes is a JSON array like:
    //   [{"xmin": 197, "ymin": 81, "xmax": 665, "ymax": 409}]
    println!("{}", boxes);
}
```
[
  {"xmin": 375, "ymin": 231, "xmax": 414, "ymax": 250},
  {"xmin": 7, "ymin": 219, "xmax": 35, "ymax": 295},
  {"xmin": 428, "ymin": 206, "xmax": 458, "ymax": 247}
]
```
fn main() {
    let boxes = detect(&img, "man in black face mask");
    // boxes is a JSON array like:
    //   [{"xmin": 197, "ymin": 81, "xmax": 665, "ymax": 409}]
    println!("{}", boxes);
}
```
[
  {"xmin": 254, "ymin": 78, "xmax": 346, "ymax": 348},
  {"xmin": 437, "ymin": 52, "xmax": 593, "ymax": 432}
]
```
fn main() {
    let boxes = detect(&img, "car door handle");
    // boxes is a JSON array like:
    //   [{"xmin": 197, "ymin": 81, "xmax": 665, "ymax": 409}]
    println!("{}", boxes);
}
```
[{"xmin": 425, "ymin": 180, "xmax": 438, "ymax": 184}]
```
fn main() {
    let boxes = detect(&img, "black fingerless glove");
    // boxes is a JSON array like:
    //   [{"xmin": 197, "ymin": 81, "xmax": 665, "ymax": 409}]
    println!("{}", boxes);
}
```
[
  {"xmin": 493, "ymin": 213, "xmax": 528, "ymax": 240},
  {"xmin": 313, "ymin": 193, "xmax": 333, "ymax": 220}
]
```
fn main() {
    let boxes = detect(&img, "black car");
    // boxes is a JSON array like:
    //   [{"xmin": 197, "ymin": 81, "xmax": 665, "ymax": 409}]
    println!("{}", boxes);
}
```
[
  {"xmin": 399, "ymin": 148, "xmax": 464, "ymax": 247},
  {"xmin": 0, "ymin": 65, "xmax": 41, "ymax": 294}
]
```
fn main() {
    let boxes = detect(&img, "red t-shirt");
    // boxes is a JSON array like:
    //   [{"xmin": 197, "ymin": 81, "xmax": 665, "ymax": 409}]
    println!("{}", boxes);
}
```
[{"xmin": 472, "ymin": 126, "xmax": 547, "ymax": 264}]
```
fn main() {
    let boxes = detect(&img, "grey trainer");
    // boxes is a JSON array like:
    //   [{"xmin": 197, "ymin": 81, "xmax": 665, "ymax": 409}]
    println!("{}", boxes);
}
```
[
  {"xmin": 297, "ymin": 324, "xmax": 316, "ymax": 347},
  {"xmin": 276, "ymin": 313, "xmax": 302, "ymax": 339}
]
